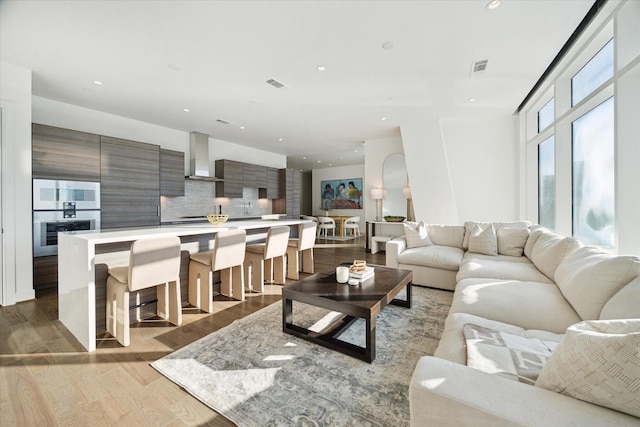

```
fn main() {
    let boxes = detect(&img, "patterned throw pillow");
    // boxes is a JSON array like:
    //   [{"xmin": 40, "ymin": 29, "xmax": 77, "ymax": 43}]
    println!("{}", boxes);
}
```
[
  {"xmin": 463, "ymin": 323, "xmax": 558, "ymax": 385},
  {"xmin": 535, "ymin": 319, "xmax": 640, "ymax": 418},
  {"xmin": 403, "ymin": 221, "xmax": 433, "ymax": 249},
  {"xmin": 467, "ymin": 224, "xmax": 498, "ymax": 256}
]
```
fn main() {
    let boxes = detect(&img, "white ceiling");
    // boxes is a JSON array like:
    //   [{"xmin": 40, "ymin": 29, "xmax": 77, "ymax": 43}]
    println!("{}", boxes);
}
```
[{"xmin": 0, "ymin": 0, "xmax": 593, "ymax": 171}]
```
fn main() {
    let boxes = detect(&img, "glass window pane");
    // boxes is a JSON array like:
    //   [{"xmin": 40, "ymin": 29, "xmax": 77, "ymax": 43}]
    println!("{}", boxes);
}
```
[
  {"xmin": 572, "ymin": 97, "xmax": 615, "ymax": 248},
  {"xmin": 538, "ymin": 136, "xmax": 555, "ymax": 229},
  {"xmin": 572, "ymin": 39, "xmax": 614, "ymax": 106},
  {"xmin": 538, "ymin": 98, "xmax": 554, "ymax": 132}
]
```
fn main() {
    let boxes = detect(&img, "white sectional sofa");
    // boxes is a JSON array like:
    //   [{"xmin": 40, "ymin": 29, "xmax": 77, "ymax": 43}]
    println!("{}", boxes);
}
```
[{"xmin": 386, "ymin": 222, "xmax": 640, "ymax": 426}]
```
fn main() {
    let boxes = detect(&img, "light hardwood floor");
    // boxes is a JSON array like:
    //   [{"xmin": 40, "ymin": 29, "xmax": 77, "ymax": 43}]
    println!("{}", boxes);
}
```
[{"xmin": 1, "ymin": 237, "xmax": 385, "ymax": 426}]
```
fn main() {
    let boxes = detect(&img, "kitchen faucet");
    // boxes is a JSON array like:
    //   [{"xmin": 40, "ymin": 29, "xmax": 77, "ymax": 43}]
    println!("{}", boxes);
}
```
[{"xmin": 244, "ymin": 200, "xmax": 252, "ymax": 216}]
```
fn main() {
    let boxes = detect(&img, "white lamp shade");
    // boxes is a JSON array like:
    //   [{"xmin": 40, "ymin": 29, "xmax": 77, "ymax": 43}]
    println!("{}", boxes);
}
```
[
  {"xmin": 370, "ymin": 188, "xmax": 384, "ymax": 200},
  {"xmin": 402, "ymin": 186, "xmax": 412, "ymax": 199}
]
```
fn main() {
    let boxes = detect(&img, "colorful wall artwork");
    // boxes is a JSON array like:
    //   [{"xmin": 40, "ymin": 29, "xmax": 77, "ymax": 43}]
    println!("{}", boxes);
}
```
[{"xmin": 320, "ymin": 178, "xmax": 363, "ymax": 210}]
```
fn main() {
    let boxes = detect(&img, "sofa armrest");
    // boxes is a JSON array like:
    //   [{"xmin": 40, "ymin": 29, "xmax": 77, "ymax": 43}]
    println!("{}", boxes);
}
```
[
  {"xmin": 410, "ymin": 356, "xmax": 639, "ymax": 427},
  {"xmin": 385, "ymin": 237, "xmax": 406, "ymax": 268}
]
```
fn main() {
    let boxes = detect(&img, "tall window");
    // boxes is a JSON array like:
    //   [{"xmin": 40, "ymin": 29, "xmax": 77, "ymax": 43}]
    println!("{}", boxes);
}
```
[
  {"xmin": 538, "ymin": 136, "xmax": 555, "ymax": 229},
  {"xmin": 537, "ymin": 98, "xmax": 554, "ymax": 132},
  {"xmin": 572, "ymin": 97, "xmax": 615, "ymax": 248},
  {"xmin": 571, "ymin": 39, "xmax": 614, "ymax": 106}
]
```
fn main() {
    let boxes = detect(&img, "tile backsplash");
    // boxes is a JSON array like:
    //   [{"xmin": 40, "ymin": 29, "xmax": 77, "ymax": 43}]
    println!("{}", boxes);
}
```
[{"xmin": 161, "ymin": 180, "xmax": 273, "ymax": 222}]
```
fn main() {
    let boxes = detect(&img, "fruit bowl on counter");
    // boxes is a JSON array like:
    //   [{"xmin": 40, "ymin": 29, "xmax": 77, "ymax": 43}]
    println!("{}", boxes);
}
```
[
  {"xmin": 383, "ymin": 216, "xmax": 406, "ymax": 223},
  {"xmin": 207, "ymin": 214, "xmax": 229, "ymax": 225}
]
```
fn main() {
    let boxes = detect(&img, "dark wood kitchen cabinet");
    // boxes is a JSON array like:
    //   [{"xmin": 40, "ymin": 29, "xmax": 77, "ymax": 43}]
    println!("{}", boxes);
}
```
[
  {"xmin": 160, "ymin": 149, "xmax": 185, "ymax": 197},
  {"xmin": 215, "ymin": 159, "xmax": 243, "ymax": 198},
  {"xmin": 100, "ymin": 136, "xmax": 160, "ymax": 228},
  {"xmin": 273, "ymin": 168, "xmax": 301, "ymax": 218},
  {"xmin": 32, "ymin": 124, "xmax": 101, "ymax": 181}
]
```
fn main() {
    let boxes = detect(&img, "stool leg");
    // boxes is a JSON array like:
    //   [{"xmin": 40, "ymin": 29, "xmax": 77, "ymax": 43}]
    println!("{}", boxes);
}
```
[
  {"xmin": 202, "ymin": 270, "xmax": 214, "ymax": 313},
  {"xmin": 167, "ymin": 279, "xmax": 182, "ymax": 325},
  {"xmin": 302, "ymin": 248, "xmax": 314, "ymax": 274},
  {"xmin": 106, "ymin": 278, "xmax": 117, "ymax": 338},
  {"xmin": 220, "ymin": 267, "xmax": 232, "ymax": 298},
  {"xmin": 156, "ymin": 283, "xmax": 169, "ymax": 319},
  {"xmin": 264, "ymin": 257, "xmax": 274, "ymax": 284},
  {"xmin": 231, "ymin": 265, "xmax": 245, "ymax": 301},
  {"xmin": 189, "ymin": 261, "xmax": 201, "ymax": 309},
  {"xmin": 286, "ymin": 246, "xmax": 300, "ymax": 280},
  {"xmin": 115, "ymin": 285, "xmax": 130, "ymax": 347},
  {"xmin": 273, "ymin": 255, "xmax": 285, "ymax": 285}
]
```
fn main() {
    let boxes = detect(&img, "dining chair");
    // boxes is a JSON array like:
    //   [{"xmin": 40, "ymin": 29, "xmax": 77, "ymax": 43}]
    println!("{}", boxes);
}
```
[
  {"xmin": 286, "ymin": 221, "xmax": 317, "ymax": 280},
  {"xmin": 244, "ymin": 225, "xmax": 290, "ymax": 292},
  {"xmin": 344, "ymin": 216, "xmax": 361, "ymax": 237},
  {"xmin": 317, "ymin": 216, "xmax": 336, "ymax": 238},
  {"xmin": 105, "ymin": 236, "xmax": 182, "ymax": 347}
]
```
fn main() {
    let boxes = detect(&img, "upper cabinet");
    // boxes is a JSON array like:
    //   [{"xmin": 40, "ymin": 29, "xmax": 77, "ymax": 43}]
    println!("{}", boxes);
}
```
[
  {"xmin": 260, "ymin": 167, "xmax": 280, "ymax": 199},
  {"xmin": 100, "ymin": 136, "xmax": 160, "ymax": 229},
  {"xmin": 32, "ymin": 124, "xmax": 101, "ymax": 181},
  {"xmin": 215, "ymin": 159, "xmax": 243, "ymax": 198},
  {"xmin": 273, "ymin": 168, "xmax": 301, "ymax": 218},
  {"xmin": 160, "ymin": 149, "xmax": 185, "ymax": 197}
]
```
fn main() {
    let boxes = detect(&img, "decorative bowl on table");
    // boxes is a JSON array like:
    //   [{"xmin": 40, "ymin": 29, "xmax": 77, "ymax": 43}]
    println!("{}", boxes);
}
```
[
  {"xmin": 384, "ymin": 216, "xmax": 406, "ymax": 223},
  {"xmin": 207, "ymin": 214, "xmax": 229, "ymax": 225}
]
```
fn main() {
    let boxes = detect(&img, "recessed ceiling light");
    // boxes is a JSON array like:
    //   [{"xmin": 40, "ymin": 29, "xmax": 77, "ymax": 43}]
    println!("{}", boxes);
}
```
[
  {"xmin": 183, "ymin": 108, "xmax": 190, "ymax": 112},
  {"xmin": 328, "ymin": 163, "xmax": 333, "ymax": 166},
  {"xmin": 317, "ymin": 160, "xmax": 322, "ymax": 163},
  {"xmin": 278, "ymin": 138, "xmax": 284, "ymax": 142},
  {"xmin": 239, "ymin": 126, "xmax": 245, "ymax": 130},
  {"xmin": 382, "ymin": 41, "xmax": 397, "ymax": 50},
  {"xmin": 380, "ymin": 117, "xmax": 387, "ymax": 121},
  {"xmin": 93, "ymin": 80, "xmax": 103, "ymax": 85},
  {"xmin": 486, "ymin": 0, "xmax": 501, "ymax": 10},
  {"xmin": 317, "ymin": 65, "xmax": 327, "ymax": 71},
  {"xmin": 302, "ymin": 157, "xmax": 307, "ymax": 160},
  {"xmin": 468, "ymin": 98, "xmax": 477, "ymax": 102}
]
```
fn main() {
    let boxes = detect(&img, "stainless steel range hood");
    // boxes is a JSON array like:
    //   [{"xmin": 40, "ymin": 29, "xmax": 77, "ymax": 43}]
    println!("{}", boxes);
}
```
[{"xmin": 186, "ymin": 131, "xmax": 222, "ymax": 181}]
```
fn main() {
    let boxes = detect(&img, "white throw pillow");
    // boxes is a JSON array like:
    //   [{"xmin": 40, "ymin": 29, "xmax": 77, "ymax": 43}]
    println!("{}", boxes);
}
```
[
  {"xmin": 403, "ymin": 221, "xmax": 433, "ymax": 249},
  {"xmin": 536, "ymin": 319, "xmax": 640, "ymax": 418},
  {"xmin": 497, "ymin": 227, "xmax": 529, "ymax": 257},
  {"xmin": 467, "ymin": 224, "xmax": 498, "ymax": 256},
  {"xmin": 554, "ymin": 246, "xmax": 640, "ymax": 320},
  {"xmin": 463, "ymin": 324, "xmax": 557, "ymax": 385}
]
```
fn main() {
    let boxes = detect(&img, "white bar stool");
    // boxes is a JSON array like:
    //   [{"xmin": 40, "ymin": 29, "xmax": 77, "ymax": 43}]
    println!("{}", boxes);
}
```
[
  {"xmin": 105, "ymin": 236, "xmax": 182, "ymax": 347},
  {"xmin": 286, "ymin": 221, "xmax": 317, "ymax": 280},
  {"xmin": 189, "ymin": 229, "xmax": 247, "ymax": 312},
  {"xmin": 244, "ymin": 225, "xmax": 290, "ymax": 293}
]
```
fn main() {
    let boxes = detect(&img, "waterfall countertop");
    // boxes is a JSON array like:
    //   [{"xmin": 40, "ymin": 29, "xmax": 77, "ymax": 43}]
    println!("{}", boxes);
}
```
[{"xmin": 57, "ymin": 218, "xmax": 307, "ymax": 352}]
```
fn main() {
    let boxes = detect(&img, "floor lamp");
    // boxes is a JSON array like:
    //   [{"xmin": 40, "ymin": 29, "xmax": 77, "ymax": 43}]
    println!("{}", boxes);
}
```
[
  {"xmin": 371, "ymin": 188, "xmax": 384, "ymax": 221},
  {"xmin": 403, "ymin": 186, "xmax": 413, "ymax": 221}
]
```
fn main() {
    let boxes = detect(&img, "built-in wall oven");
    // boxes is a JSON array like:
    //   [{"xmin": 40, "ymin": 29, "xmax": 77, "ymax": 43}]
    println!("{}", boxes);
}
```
[{"xmin": 33, "ymin": 179, "xmax": 101, "ymax": 257}]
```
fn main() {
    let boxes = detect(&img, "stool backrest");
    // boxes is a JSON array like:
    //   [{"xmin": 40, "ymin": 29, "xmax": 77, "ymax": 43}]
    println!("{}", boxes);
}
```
[
  {"xmin": 212, "ymin": 229, "xmax": 247, "ymax": 271},
  {"xmin": 301, "ymin": 215, "xmax": 319, "ymax": 223},
  {"xmin": 128, "ymin": 236, "xmax": 181, "ymax": 291},
  {"xmin": 346, "ymin": 216, "xmax": 360, "ymax": 225},
  {"xmin": 317, "ymin": 216, "xmax": 335, "ymax": 226},
  {"xmin": 264, "ymin": 225, "xmax": 290, "ymax": 259},
  {"xmin": 297, "ymin": 221, "xmax": 317, "ymax": 250}
]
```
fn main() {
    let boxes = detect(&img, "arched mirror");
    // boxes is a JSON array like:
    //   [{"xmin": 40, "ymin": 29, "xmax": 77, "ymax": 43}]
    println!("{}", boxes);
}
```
[{"xmin": 382, "ymin": 153, "xmax": 407, "ymax": 218}]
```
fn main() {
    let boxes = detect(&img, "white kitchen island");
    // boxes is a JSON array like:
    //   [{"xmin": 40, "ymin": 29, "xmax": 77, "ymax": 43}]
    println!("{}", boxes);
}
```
[{"xmin": 58, "ymin": 219, "xmax": 306, "ymax": 351}]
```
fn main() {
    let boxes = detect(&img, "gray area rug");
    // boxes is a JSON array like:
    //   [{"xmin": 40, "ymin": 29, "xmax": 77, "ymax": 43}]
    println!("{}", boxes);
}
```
[{"xmin": 151, "ymin": 286, "xmax": 453, "ymax": 427}]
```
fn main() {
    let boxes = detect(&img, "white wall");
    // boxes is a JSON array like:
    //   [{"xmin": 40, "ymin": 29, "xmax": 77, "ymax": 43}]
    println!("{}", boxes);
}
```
[
  {"xmin": 364, "ymin": 135, "xmax": 404, "ymax": 222},
  {"xmin": 1, "ymin": 62, "xmax": 35, "ymax": 305},
  {"xmin": 312, "ymin": 164, "xmax": 365, "ymax": 233},
  {"xmin": 400, "ymin": 110, "xmax": 520, "ymax": 225}
]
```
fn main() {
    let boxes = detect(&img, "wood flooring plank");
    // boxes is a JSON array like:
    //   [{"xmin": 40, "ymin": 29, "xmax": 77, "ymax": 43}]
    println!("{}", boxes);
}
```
[{"xmin": 7, "ymin": 364, "xmax": 57, "ymax": 426}]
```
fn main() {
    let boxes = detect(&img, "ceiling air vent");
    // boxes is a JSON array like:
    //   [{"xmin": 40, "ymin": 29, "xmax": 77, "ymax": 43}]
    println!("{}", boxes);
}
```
[
  {"xmin": 216, "ymin": 119, "xmax": 231, "ymax": 125},
  {"xmin": 471, "ymin": 59, "xmax": 489, "ymax": 75},
  {"xmin": 266, "ymin": 78, "xmax": 286, "ymax": 89}
]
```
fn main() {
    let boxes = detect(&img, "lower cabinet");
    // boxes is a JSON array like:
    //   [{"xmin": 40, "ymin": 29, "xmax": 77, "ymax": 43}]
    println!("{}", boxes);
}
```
[
  {"xmin": 100, "ymin": 136, "xmax": 160, "ymax": 229},
  {"xmin": 33, "ymin": 255, "xmax": 58, "ymax": 290}
]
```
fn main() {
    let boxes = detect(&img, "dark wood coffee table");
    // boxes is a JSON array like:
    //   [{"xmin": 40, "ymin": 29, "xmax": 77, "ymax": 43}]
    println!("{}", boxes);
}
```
[{"xmin": 282, "ymin": 264, "xmax": 412, "ymax": 363}]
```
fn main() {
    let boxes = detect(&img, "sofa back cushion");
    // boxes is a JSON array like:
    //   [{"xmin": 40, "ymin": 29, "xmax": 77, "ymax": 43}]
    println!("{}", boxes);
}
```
[
  {"xmin": 462, "ymin": 221, "xmax": 530, "ymax": 250},
  {"xmin": 555, "ymin": 246, "xmax": 640, "ymax": 320},
  {"xmin": 599, "ymin": 275, "xmax": 640, "ymax": 320},
  {"xmin": 530, "ymin": 230, "xmax": 582, "ymax": 280},
  {"xmin": 426, "ymin": 224, "xmax": 465, "ymax": 248},
  {"xmin": 523, "ymin": 228, "xmax": 545, "ymax": 259},
  {"xmin": 497, "ymin": 227, "xmax": 529, "ymax": 257}
]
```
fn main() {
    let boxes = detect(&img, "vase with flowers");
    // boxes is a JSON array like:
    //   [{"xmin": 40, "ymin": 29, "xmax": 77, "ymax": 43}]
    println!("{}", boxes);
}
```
[{"xmin": 320, "ymin": 198, "xmax": 332, "ymax": 216}]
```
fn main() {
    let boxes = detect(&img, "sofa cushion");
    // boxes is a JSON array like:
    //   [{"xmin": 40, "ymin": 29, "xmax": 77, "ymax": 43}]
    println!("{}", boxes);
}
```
[
  {"xmin": 497, "ymin": 227, "xmax": 529, "ymax": 257},
  {"xmin": 403, "ymin": 221, "xmax": 433, "ymax": 248},
  {"xmin": 451, "ymin": 278, "xmax": 582, "ymax": 333},
  {"xmin": 397, "ymin": 245, "xmax": 464, "ymax": 272},
  {"xmin": 463, "ymin": 221, "xmax": 530, "ymax": 250},
  {"xmin": 456, "ymin": 253, "xmax": 553, "ymax": 283},
  {"xmin": 599, "ymin": 275, "xmax": 640, "ymax": 320},
  {"xmin": 554, "ymin": 246, "xmax": 640, "ymax": 320},
  {"xmin": 467, "ymin": 224, "xmax": 498, "ymax": 256},
  {"xmin": 426, "ymin": 224, "xmax": 465, "ymax": 248},
  {"xmin": 536, "ymin": 319, "xmax": 640, "ymax": 418},
  {"xmin": 435, "ymin": 312, "xmax": 564, "ymax": 366},
  {"xmin": 523, "ymin": 228, "xmax": 545, "ymax": 259},
  {"xmin": 530, "ymin": 231, "xmax": 582, "ymax": 280},
  {"xmin": 463, "ymin": 323, "xmax": 557, "ymax": 385}
]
